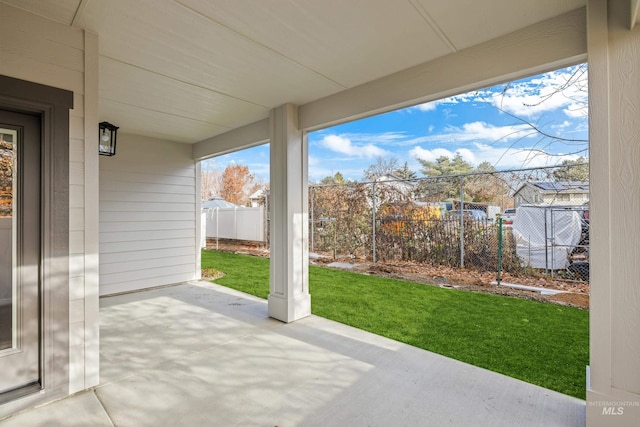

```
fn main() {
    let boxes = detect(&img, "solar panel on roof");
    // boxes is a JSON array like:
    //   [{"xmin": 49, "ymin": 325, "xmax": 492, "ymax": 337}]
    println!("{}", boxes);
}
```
[{"xmin": 534, "ymin": 182, "xmax": 589, "ymax": 191}]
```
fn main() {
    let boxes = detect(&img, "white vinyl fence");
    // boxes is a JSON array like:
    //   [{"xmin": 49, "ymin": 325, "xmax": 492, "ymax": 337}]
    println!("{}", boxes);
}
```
[{"xmin": 203, "ymin": 207, "xmax": 266, "ymax": 243}]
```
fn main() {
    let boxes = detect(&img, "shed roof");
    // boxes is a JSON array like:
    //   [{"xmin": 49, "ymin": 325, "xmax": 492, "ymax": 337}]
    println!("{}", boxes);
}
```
[{"xmin": 202, "ymin": 197, "xmax": 239, "ymax": 209}]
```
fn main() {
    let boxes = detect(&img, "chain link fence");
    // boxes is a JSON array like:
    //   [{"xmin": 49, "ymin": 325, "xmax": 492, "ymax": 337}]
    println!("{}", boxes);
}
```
[
  {"xmin": 308, "ymin": 164, "xmax": 589, "ymax": 284},
  {"xmin": 213, "ymin": 164, "xmax": 590, "ymax": 285}
]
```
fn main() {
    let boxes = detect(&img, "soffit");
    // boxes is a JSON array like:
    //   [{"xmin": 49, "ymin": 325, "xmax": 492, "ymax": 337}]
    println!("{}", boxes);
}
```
[
  {"xmin": 1, "ymin": 0, "xmax": 81, "ymax": 25},
  {"xmin": 2, "ymin": 0, "xmax": 587, "ymax": 144},
  {"xmin": 419, "ymin": 0, "xmax": 586, "ymax": 50}
]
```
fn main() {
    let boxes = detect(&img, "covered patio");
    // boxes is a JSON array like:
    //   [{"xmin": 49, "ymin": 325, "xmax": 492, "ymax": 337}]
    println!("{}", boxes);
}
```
[
  {"xmin": 1, "ymin": 0, "xmax": 639, "ymax": 425},
  {"xmin": 2, "ymin": 281, "xmax": 584, "ymax": 426}
]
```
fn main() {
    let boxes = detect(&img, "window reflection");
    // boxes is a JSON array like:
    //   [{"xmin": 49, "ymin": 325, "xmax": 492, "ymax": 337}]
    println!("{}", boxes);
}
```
[{"xmin": 0, "ymin": 129, "xmax": 15, "ymax": 350}]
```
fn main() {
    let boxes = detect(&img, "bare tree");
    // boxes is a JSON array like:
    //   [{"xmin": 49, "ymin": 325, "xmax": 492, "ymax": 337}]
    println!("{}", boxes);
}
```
[
  {"xmin": 494, "ymin": 63, "xmax": 588, "ymax": 164},
  {"xmin": 200, "ymin": 161, "xmax": 222, "ymax": 201},
  {"xmin": 363, "ymin": 156, "xmax": 399, "ymax": 181}
]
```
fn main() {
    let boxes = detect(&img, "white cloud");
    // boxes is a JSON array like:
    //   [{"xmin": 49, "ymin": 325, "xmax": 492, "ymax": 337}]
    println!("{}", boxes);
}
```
[
  {"xmin": 338, "ymin": 131, "xmax": 407, "ymax": 145},
  {"xmin": 550, "ymin": 120, "xmax": 571, "ymax": 130},
  {"xmin": 458, "ymin": 121, "xmax": 532, "ymax": 141},
  {"xmin": 409, "ymin": 91, "xmax": 482, "ymax": 113},
  {"xmin": 307, "ymin": 165, "xmax": 367, "ymax": 183},
  {"xmin": 413, "ymin": 101, "xmax": 437, "ymax": 112},
  {"xmin": 409, "ymin": 66, "xmax": 588, "ymax": 121},
  {"xmin": 563, "ymin": 102, "xmax": 587, "ymax": 118},
  {"xmin": 399, "ymin": 121, "xmax": 534, "ymax": 146},
  {"xmin": 247, "ymin": 162, "xmax": 270, "ymax": 180},
  {"xmin": 472, "ymin": 143, "xmax": 585, "ymax": 168},
  {"xmin": 319, "ymin": 134, "xmax": 390, "ymax": 158},
  {"xmin": 484, "ymin": 66, "xmax": 588, "ymax": 119},
  {"xmin": 410, "ymin": 142, "xmax": 584, "ymax": 169},
  {"xmin": 456, "ymin": 148, "xmax": 476, "ymax": 164},
  {"xmin": 409, "ymin": 146, "xmax": 473, "ymax": 163}
]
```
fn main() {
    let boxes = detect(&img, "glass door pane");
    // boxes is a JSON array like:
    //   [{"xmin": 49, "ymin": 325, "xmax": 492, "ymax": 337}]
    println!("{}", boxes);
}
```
[
  {"xmin": 0, "ymin": 110, "xmax": 40, "ymax": 395},
  {"xmin": 0, "ymin": 128, "xmax": 16, "ymax": 351}
]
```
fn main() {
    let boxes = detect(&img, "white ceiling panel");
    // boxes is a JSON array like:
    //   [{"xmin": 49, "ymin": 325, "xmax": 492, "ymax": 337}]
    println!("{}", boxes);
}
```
[
  {"xmin": 100, "ymin": 99, "xmax": 230, "ymax": 144},
  {"xmin": 99, "ymin": 57, "xmax": 269, "ymax": 131},
  {"xmin": 76, "ymin": 0, "xmax": 345, "ymax": 108},
  {"xmin": 419, "ymin": 0, "xmax": 586, "ymax": 50},
  {"xmin": 0, "ymin": 0, "xmax": 81, "ymax": 25},
  {"xmin": 177, "ymin": 0, "xmax": 453, "ymax": 88}
]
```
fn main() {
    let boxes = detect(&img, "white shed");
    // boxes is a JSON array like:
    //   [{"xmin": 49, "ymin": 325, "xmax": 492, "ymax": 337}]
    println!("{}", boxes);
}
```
[{"xmin": 512, "ymin": 205, "xmax": 583, "ymax": 270}]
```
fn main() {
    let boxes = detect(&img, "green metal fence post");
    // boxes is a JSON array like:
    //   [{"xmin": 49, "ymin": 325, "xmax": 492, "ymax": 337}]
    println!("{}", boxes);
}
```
[
  {"xmin": 310, "ymin": 186, "xmax": 315, "ymax": 252},
  {"xmin": 497, "ymin": 213, "xmax": 503, "ymax": 284}
]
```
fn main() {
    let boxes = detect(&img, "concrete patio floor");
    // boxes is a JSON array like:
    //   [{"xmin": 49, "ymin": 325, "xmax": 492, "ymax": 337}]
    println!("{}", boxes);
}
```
[{"xmin": 1, "ymin": 281, "xmax": 585, "ymax": 426}]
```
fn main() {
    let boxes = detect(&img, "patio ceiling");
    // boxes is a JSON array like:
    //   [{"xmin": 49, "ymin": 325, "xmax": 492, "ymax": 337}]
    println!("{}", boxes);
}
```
[{"xmin": 3, "ymin": 0, "xmax": 585, "ymax": 143}]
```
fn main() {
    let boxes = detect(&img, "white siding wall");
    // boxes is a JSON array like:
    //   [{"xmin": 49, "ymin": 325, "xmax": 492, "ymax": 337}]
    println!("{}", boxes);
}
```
[
  {"xmin": 514, "ymin": 185, "xmax": 536, "ymax": 207},
  {"xmin": 99, "ymin": 134, "xmax": 199, "ymax": 296},
  {"xmin": 0, "ymin": 4, "xmax": 100, "ymax": 394}
]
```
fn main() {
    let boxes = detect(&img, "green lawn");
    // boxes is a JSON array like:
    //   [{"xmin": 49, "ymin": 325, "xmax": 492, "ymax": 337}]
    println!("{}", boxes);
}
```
[{"xmin": 202, "ymin": 250, "xmax": 589, "ymax": 399}]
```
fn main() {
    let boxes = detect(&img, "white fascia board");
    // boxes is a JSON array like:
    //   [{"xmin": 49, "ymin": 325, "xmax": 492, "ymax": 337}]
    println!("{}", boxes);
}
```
[{"xmin": 192, "ymin": 118, "xmax": 269, "ymax": 160}]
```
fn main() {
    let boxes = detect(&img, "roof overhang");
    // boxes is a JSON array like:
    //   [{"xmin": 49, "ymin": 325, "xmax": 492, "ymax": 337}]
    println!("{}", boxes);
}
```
[{"xmin": 2, "ymin": 0, "xmax": 594, "ymax": 157}]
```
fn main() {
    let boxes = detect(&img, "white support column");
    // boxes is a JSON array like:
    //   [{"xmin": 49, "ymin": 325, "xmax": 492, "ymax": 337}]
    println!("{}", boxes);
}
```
[
  {"xmin": 587, "ymin": 0, "xmax": 640, "ymax": 425},
  {"xmin": 268, "ymin": 104, "xmax": 311, "ymax": 322}
]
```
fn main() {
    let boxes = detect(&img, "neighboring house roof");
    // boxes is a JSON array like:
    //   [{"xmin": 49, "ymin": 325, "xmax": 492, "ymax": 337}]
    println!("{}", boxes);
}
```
[
  {"xmin": 374, "ymin": 174, "xmax": 416, "ymax": 193},
  {"xmin": 249, "ymin": 189, "xmax": 267, "ymax": 200},
  {"xmin": 202, "ymin": 197, "xmax": 239, "ymax": 209},
  {"xmin": 514, "ymin": 181, "xmax": 589, "ymax": 195},
  {"xmin": 375, "ymin": 174, "xmax": 415, "ymax": 184}
]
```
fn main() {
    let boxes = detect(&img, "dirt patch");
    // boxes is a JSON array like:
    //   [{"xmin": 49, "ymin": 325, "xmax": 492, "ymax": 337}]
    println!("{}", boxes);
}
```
[
  {"xmin": 207, "ymin": 239, "xmax": 270, "ymax": 257},
  {"xmin": 548, "ymin": 292, "xmax": 589, "ymax": 308},
  {"xmin": 205, "ymin": 239, "xmax": 589, "ymax": 309}
]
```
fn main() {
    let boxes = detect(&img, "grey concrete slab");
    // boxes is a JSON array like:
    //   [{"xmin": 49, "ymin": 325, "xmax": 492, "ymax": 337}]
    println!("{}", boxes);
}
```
[
  {"xmin": 99, "ymin": 282, "xmax": 282, "ymax": 384},
  {"xmin": 327, "ymin": 262, "xmax": 360, "ymax": 269},
  {"xmin": 0, "ymin": 390, "xmax": 112, "ymax": 427},
  {"xmin": 1, "ymin": 281, "xmax": 585, "ymax": 426},
  {"xmin": 96, "ymin": 329, "xmax": 373, "ymax": 426}
]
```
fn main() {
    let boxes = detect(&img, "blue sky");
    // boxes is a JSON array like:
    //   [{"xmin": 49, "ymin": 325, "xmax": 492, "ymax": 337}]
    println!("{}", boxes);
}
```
[{"xmin": 205, "ymin": 64, "xmax": 588, "ymax": 183}]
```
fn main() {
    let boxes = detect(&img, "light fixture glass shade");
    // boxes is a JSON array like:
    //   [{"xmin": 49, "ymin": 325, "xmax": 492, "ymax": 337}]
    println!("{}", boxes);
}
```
[{"xmin": 98, "ymin": 121, "xmax": 119, "ymax": 156}]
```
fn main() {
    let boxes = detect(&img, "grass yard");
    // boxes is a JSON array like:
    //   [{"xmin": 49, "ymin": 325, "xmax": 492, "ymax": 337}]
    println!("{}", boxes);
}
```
[{"xmin": 202, "ymin": 250, "xmax": 589, "ymax": 399}]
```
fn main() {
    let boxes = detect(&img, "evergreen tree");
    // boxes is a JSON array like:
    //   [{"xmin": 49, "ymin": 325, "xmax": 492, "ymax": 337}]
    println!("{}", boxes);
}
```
[
  {"xmin": 394, "ymin": 162, "xmax": 417, "ymax": 180},
  {"xmin": 320, "ymin": 172, "xmax": 346, "ymax": 185},
  {"xmin": 552, "ymin": 157, "xmax": 589, "ymax": 181}
]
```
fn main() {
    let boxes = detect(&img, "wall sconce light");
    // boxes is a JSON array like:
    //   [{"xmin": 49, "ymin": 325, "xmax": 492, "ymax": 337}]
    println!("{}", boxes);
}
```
[{"xmin": 99, "ymin": 121, "xmax": 119, "ymax": 156}]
